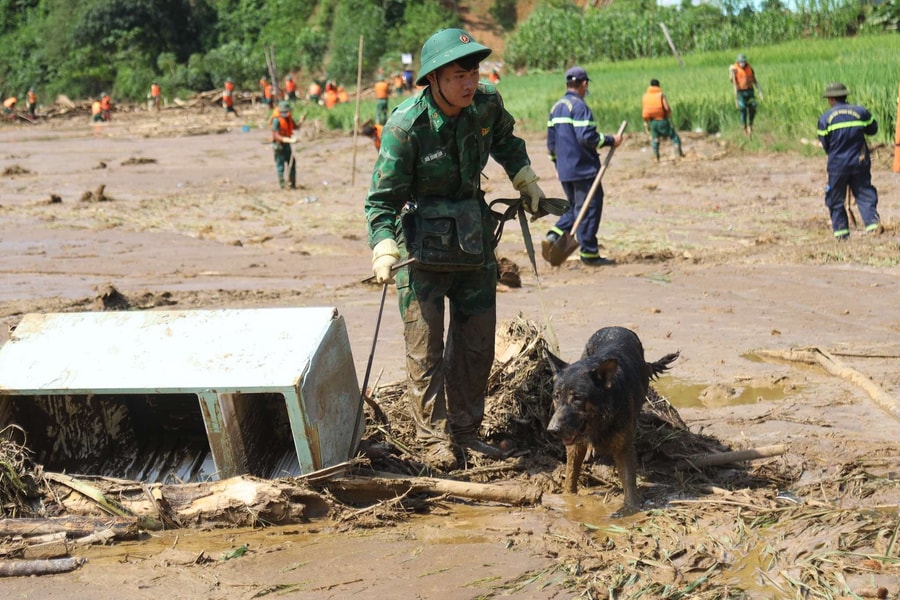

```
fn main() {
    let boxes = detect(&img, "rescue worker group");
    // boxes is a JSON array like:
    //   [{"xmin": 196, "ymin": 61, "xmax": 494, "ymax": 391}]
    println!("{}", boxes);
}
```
[{"xmin": 3, "ymin": 32, "xmax": 881, "ymax": 243}]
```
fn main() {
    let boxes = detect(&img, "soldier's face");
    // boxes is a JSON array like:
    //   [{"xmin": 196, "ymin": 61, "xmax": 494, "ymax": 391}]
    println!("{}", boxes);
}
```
[{"xmin": 432, "ymin": 63, "xmax": 480, "ymax": 109}]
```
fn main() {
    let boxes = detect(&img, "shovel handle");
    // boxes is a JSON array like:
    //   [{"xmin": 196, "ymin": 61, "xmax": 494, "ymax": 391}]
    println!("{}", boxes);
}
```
[{"xmin": 570, "ymin": 120, "xmax": 628, "ymax": 236}]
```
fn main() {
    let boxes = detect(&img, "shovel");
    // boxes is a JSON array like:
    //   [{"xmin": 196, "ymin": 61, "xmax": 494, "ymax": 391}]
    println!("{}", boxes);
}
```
[{"xmin": 543, "ymin": 120, "xmax": 627, "ymax": 267}]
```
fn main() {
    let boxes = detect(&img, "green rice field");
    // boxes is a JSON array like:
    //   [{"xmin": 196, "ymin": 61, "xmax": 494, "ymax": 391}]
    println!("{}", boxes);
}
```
[{"xmin": 497, "ymin": 33, "xmax": 900, "ymax": 153}]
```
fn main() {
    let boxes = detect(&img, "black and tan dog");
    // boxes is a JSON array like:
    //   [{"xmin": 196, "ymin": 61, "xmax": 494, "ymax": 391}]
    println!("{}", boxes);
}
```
[{"xmin": 546, "ymin": 326, "xmax": 678, "ymax": 515}]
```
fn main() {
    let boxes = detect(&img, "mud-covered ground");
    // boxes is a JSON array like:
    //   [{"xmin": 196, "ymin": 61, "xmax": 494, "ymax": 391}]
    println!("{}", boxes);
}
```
[{"xmin": 1, "ymin": 102, "xmax": 898, "ymax": 599}]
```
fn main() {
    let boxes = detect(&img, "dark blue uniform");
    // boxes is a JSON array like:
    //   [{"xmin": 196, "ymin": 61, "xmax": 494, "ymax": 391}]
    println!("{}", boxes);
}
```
[
  {"xmin": 816, "ymin": 101, "xmax": 880, "ymax": 238},
  {"xmin": 546, "ymin": 91, "xmax": 615, "ymax": 259}
]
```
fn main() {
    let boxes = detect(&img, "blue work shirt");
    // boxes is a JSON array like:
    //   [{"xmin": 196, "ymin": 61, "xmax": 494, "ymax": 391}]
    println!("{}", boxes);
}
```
[
  {"xmin": 816, "ymin": 101, "xmax": 878, "ymax": 175},
  {"xmin": 547, "ymin": 90, "xmax": 613, "ymax": 182}
]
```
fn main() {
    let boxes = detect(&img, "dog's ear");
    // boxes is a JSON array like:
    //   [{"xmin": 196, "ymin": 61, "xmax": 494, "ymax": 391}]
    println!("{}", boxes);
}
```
[
  {"xmin": 592, "ymin": 358, "xmax": 618, "ymax": 389},
  {"xmin": 543, "ymin": 348, "xmax": 569, "ymax": 377}
]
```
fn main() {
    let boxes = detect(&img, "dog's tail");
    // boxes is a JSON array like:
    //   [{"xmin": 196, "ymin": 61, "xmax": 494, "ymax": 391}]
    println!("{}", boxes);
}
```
[{"xmin": 648, "ymin": 351, "xmax": 679, "ymax": 379}]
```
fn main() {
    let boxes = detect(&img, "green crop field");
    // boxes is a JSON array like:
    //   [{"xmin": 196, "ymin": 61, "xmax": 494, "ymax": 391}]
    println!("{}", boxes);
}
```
[{"xmin": 496, "ymin": 33, "xmax": 899, "ymax": 153}]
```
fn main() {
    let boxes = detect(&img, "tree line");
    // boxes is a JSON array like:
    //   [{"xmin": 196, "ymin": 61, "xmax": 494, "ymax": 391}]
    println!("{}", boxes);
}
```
[{"xmin": 0, "ymin": 0, "xmax": 895, "ymax": 104}]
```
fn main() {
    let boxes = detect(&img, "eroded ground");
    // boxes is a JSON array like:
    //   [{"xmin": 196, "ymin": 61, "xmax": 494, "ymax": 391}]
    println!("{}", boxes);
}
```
[{"xmin": 1, "ymin": 104, "xmax": 898, "ymax": 599}]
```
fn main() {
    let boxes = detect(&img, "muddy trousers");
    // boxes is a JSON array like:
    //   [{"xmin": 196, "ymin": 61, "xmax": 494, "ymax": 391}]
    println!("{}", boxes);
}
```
[
  {"xmin": 736, "ymin": 90, "xmax": 757, "ymax": 126},
  {"xmin": 825, "ymin": 170, "xmax": 880, "ymax": 238},
  {"xmin": 273, "ymin": 143, "xmax": 295, "ymax": 188},
  {"xmin": 375, "ymin": 99, "xmax": 388, "ymax": 125},
  {"xmin": 551, "ymin": 178, "xmax": 604, "ymax": 258},
  {"xmin": 649, "ymin": 118, "xmax": 682, "ymax": 160},
  {"xmin": 396, "ymin": 265, "xmax": 497, "ymax": 442}
]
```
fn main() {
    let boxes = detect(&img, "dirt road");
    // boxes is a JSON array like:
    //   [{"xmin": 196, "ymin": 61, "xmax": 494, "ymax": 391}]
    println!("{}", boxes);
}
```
[{"xmin": 1, "ymin": 105, "xmax": 898, "ymax": 598}]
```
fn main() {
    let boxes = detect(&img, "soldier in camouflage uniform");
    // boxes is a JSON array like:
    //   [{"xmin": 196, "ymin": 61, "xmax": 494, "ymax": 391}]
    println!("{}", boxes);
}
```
[{"xmin": 364, "ymin": 28, "xmax": 547, "ymax": 470}]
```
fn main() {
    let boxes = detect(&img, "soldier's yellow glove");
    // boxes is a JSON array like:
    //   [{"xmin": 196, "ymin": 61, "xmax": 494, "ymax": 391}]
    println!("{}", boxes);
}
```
[
  {"xmin": 372, "ymin": 238, "xmax": 400, "ymax": 284},
  {"xmin": 512, "ymin": 165, "xmax": 546, "ymax": 215}
]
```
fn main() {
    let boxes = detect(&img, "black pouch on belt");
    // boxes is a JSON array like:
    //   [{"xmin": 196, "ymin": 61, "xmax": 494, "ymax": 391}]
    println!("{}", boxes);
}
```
[{"xmin": 402, "ymin": 197, "xmax": 485, "ymax": 270}]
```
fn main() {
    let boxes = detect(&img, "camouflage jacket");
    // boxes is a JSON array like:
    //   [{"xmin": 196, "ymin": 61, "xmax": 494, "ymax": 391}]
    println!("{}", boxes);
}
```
[{"xmin": 365, "ymin": 83, "xmax": 530, "ymax": 248}]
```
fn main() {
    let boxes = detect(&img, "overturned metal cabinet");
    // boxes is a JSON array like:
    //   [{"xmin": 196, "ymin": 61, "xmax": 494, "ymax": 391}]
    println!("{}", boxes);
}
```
[{"xmin": 0, "ymin": 307, "xmax": 363, "ymax": 482}]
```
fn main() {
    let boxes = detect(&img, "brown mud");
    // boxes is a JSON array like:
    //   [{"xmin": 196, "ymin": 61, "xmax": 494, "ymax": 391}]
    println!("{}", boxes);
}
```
[{"xmin": 0, "ymin": 103, "xmax": 898, "ymax": 599}]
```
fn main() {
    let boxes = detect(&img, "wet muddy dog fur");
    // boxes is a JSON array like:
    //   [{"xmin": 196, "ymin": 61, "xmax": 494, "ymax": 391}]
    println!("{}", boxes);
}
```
[{"xmin": 546, "ymin": 327, "xmax": 679, "ymax": 515}]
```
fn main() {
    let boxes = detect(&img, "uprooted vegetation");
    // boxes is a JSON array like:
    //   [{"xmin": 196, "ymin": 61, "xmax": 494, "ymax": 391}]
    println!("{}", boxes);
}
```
[{"xmin": 1, "ymin": 315, "xmax": 896, "ymax": 596}]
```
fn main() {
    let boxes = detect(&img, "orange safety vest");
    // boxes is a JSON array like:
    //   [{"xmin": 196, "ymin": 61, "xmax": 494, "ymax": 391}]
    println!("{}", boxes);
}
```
[
  {"xmin": 393, "ymin": 75, "xmax": 403, "ymax": 90},
  {"xmin": 337, "ymin": 87, "xmax": 349, "ymax": 103},
  {"xmin": 264, "ymin": 82, "xmax": 273, "ymax": 100},
  {"xmin": 3, "ymin": 97, "xmax": 16, "ymax": 109},
  {"xmin": 101, "ymin": 95, "xmax": 111, "ymax": 110},
  {"xmin": 223, "ymin": 90, "xmax": 233, "ymax": 107},
  {"xmin": 285, "ymin": 79, "xmax": 296, "ymax": 94},
  {"xmin": 730, "ymin": 63, "xmax": 755, "ymax": 91},
  {"xmin": 150, "ymin": 84, "xmax": 160, "ymax": 98},
  {"xmin": 273, "ymin": 114, "xmax": 294, "ymax": 141},
  {"xmin": 225, "ymin": 80, "xmax": 235, "ymax": 92},
  {"xmin": 27, "ymin": 91, "xmax": 37, "ymax": 104},
  {"xmin": 308, "ymin": 82, "xmax": 321, "ymax": 97},
  {"xmin": 641, "ymin": 86, "xmax": 668, "ymax": 121},
  {"xmin": 374, "ymin": 80, "xmax": 389, "ymax": 100},
  {"xmin": 323, "ymin": 89, "xmax": 338, "ymax": 109},
  {"xmin": 91, "ymin": 101, "xmax": 101, "ymax": 115},
  {"xmin": 371, "ymin": 123, "xmax": 383, "ymax": 151}
]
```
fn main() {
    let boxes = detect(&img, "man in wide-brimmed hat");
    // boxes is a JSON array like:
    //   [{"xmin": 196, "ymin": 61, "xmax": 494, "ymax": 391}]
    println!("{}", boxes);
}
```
[{"xmin": 816, "ymin": 82, "xmax": 882, "ymax": 239}]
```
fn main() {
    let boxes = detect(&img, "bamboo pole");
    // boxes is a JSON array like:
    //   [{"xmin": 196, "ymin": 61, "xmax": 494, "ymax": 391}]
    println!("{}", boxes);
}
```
[
  {"xmin": 658, "ymin": 23, "xmax": 684, "ymax": 68},
  {"xmin": 0, "ymin": 557, "xmax": 85, "ymax": 577},
  {"xmin": 753, "ymin": 346, "xmax": 900, "ymax": 422},
  {"xmin": 351, "ymin": 35, "xmax": 363, "ymax": 186},
  {"xmin": 680, "ymin": 444, "xmax": 786, "ymax": 469}
]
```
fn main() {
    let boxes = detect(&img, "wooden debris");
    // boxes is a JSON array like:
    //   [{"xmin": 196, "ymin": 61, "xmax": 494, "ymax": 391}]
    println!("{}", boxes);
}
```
[
  {"xmin": 79, "ymin": 184, "xmax": 112, "ymax": 202},
  {"xmin": 753, "ymin": 346, "xmax": 900, "ymax": 422},
  {"xmin": 0, "ymin": 516, "xmax": 139, "ymax": 540},
  {"xmin": 325, "ymin": 472, "xmax": 542, "ymax": 506},
  {"xmin": 679, "ymin": 443, "xmax": 786, "ymax": 469},
  {"xmin": 0, "ymin": 557, "xmax": 85, "ymax": 577}
]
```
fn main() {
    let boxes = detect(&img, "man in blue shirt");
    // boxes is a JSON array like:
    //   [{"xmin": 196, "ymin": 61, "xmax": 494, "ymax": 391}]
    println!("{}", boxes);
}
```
[
  {"xmin": 546, "ymin": 66, "xmax": 623, "ymax": 266},
  {"xmin": 816, "ymin": 82, "xmax": 882, "ymax": 239}
]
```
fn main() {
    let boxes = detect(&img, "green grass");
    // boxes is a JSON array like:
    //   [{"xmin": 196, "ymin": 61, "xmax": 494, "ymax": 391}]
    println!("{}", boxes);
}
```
[{"xmin": 496, "ymin": 33, "xmax": 900, "ymax": 152}]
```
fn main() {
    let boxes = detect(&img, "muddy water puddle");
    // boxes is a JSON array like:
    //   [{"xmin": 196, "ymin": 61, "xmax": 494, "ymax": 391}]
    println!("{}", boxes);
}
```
[{"xmin": 657, "ymin": 375, "xmax": 795, "ymax": 409}]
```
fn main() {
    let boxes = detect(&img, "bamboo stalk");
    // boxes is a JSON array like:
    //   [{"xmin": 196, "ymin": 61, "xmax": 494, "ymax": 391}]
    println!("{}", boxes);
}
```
[
  {"xmin": 753, "ymin": 347, "xmax": 900, "ymax": 422},
  {"xmin": 0, "ymin": 557, "xmax": 85, "ymax": 577},
  {"xmin": 680, "ymin": 443, "xmax": 786, "ymax": 468}
]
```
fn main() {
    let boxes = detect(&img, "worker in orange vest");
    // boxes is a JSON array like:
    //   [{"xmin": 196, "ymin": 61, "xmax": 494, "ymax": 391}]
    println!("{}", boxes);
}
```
[
  {"xmin": 223, "ymin": 78, "xmax": 239, "ymax": 117},
  {"xmin": 322, "ymin": 82, "xmax": 338, "ymax": 109},
  {"xmin": 91, "ymin": 99, "xmax": 103, "ymax": 122},
  {"xmin": 361, "ymin": 121, "xmax": 383, "ymax": 151},
  {"xmin": 392, "ymin": 72, "xmax": 403, "ymax": 97},
  {"xmin": 150, "ymin": 82, "xmax": 161, "ymax": 112},
  {"xmin": 641, "ymin": 78, "xmax": 683, "ymax": 161},
  {"xmin": 336, "ymin": 84, "xmax": 349, "ymax": 104},
  {"xmin": 25, "ymin": 88, "xmax": 37, "ymax": 118},
  {"xmin": 729, "ymin": 53, "xmax": 763, "ymax": 136},
  {"xmin": 260, "ymin": 76, "xmax": 274, "ymax": 109},
  {"xmin": 308, "ymin": 80, "xmax": 322, "ymax": 104},
  {"xmin": 373, "ymin": 76, "xmax": 390, "ymax": 125},
  {"xmin": 100, "ymin": 93, "xmax": 112, "ymax": 121},
  {"xmin": 2, "ymin": 96, "xmax": 16, "ymax": 118},
  {"xmin": 284, "ymin": 75, "xmax": 297, "ymax": 101},
  {"xmin": 271, "ymin": 100, "xmax": 301, "ymax": 189}
]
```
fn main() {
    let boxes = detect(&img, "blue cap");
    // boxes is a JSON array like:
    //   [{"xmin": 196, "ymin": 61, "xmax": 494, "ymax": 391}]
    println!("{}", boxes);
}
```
[{"xmin": 566, "ymin": 66, "xmax": 590, "ymax": 82}]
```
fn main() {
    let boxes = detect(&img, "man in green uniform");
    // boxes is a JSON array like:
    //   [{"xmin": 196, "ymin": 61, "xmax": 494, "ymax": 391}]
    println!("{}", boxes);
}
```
[{"xmin": 364, "ymin": 28, "xmax": 547, "ymax": 470}]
